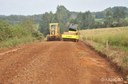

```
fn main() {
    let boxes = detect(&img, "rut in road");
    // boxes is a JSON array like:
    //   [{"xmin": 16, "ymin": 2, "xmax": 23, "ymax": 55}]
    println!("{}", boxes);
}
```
[{"xmin": 0, "ymin": 41, "xmax": 123, "ymax": 84}]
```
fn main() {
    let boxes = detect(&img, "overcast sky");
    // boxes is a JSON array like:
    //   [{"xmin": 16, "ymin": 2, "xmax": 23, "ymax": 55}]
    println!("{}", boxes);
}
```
[{"xmin": 0, "ymin": 0, "xmax": 128, "ymax": 15}]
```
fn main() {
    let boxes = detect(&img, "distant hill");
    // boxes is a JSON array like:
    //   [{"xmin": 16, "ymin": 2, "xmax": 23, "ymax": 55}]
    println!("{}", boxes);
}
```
[
  {"xmin": 0, "ymin": 14, "xmax": 43, "ymax": 24},
  {"xmin": 94, "ymin": 6, "xmax": 128, "ymax": 19},
  {"xmin": 0, "ymin": 6, "xmax": 128, "ymax": 24},
  {"xmin": 0, "ymin": 6, "xmax": 128, "ymax": 36}
]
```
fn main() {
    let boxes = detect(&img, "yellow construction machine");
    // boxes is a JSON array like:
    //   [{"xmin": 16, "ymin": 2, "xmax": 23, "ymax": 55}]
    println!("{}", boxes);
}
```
[
  {"xmin": 47, "ymin": 23, "xmax": 61, "ymax": 41},
  {"xmin": 62, "ymin": 24, "xmax": 79, "ymax": 42}
]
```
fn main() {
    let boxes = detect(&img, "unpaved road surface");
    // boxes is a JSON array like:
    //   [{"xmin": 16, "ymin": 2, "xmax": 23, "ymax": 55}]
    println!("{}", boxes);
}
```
[{"xmin": 0, "ymin": 41, "xmax": 123, "ymax": 84}]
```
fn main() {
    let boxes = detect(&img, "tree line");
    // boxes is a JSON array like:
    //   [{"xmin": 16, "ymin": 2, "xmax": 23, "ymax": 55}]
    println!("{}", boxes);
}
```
[
  {"xmin": 39, "ymin": 6, "xmax": 128, "ymax": 35},
  {"xmin": 0, "ymin": 5, "xmax": 128, "ymax": 36}
]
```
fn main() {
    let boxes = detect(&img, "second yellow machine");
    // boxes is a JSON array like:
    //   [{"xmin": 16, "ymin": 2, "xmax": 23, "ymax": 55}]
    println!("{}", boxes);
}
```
[{"xmin": 62, "ymin": 24, "xmax": 79, "ymax": 42}]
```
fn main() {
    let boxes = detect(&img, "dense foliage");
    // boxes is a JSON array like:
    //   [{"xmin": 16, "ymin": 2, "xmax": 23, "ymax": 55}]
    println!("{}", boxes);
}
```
[
  {"xmin": 0, "ymin": 6, "xmax": 128, "ymax": 36},
  {"xmin": 0, "ymin": 19, "xmax": 43, "ymax": 47}
]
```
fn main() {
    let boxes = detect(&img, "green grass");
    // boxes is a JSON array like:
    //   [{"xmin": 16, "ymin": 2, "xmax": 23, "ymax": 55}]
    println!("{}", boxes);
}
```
[
  {"xmin": 80, "ymin": 27, "xmax": 128, "ymax": 77},
  {"xmin": 0, "ymin": 36, "xmax": 36, "ymax": 48},
  {"xmin": 80, "ymin": 27, "xmax": 128, "ymax": 51}
]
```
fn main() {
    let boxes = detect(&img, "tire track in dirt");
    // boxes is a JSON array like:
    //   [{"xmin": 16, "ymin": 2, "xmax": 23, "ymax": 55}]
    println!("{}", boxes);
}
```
[
  {"xmin": 0, "ymin": 48, "xmax": 21, "ymax": 56},
  {"xmin": 0, "ymin": 41, "xmax": 123, "ymax": 84},
  {"xmin": 74, "ymin": 42, "xmax": 123, "ymax": 84},
  {"xmin": 0, "ymin": 42, "xmax": 58, "ymax": 83}
]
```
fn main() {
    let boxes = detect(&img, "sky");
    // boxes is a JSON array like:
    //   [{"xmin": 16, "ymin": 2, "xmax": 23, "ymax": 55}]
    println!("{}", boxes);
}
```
[{"xmin": 0, "ymin": 0, "xmax": 128, "ymax": 15}]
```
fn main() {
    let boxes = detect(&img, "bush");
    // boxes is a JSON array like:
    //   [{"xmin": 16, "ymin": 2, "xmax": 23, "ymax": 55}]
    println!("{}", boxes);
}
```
[
  {"xmin": 0, "ymin": 20, "xmax": 12, "ymax": 41},
  {"xmin": 0, "ymin": 19, "xmax": 44, "ymax": 48},
  {"xmin": 32, "ymin": 31, "xmax": 44, "ymax": 40},
  {"xmin": 0, "ymin": 36, "xmax": 36, "ymax": 48}
]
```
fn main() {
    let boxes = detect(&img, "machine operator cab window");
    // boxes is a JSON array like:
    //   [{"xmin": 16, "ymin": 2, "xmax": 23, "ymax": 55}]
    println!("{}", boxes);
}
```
[
  {"xmin": 68, "ymin": 24, "xmax": 78, "ymax": 35},
  {"xmin": 69, "ymin": 24, "xmax": 78, "ymax": 31},
  {"xmin": 51, "ymin": 25, "xmax": 56, "ymax": 35}
]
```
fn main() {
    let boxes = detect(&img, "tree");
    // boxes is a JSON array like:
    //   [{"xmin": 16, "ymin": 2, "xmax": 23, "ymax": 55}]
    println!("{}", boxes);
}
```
[
  {"xmin": 56, "ymin": 5, "xmax": 70, "ymax": 32},
  {"xmin": 39, "ymin": 6, "xmax": 70, "ymax": 35},
  {"xmin": 39, "ymin": 12, "xmax": 53, "ymax": 36},
  {"xmin": 0, "ymin": 20, "xmax": 12, "ymax": 41},
  {"xmin": 104, "ymin": 9, "xmax": 113, "ymax": 27},
  {"xmin": 76, "ymin": 12, "xmax": 83, "ymax": 28},
  {"xmin": 113, "ymin": 7, "xmax": 126, "ymax": 22},
  {"xmin": 76, "ymin": 11, "xmax": 95, "ymax": 29},
  {"xmin": 69, "ymin": 19, "xmax": 77, "ymax": 24},
  {"xmin": 95, "ymin": 12, "xmax": 105, "ymax": 19}
]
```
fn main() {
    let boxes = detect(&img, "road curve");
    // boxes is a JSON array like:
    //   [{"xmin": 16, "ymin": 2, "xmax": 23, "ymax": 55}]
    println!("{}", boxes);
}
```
[{"xmin": 0, "ymin": 41, "xmax": 123, "ymax": 84}]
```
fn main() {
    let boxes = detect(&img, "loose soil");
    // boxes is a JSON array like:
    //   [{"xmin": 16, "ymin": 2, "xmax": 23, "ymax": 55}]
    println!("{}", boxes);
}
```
[{"xmin": 0, "ymin": 41, "xmax": 123, "ymax": 84}]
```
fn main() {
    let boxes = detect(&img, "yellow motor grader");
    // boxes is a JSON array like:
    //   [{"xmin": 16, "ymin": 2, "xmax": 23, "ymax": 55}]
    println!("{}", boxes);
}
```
[{"xmin": 47, "ymin": 23, "xmax": 61, "ymax": 41}]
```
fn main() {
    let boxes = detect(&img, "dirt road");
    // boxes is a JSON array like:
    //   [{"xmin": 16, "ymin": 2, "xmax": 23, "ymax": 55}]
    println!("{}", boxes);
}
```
[{"xmin": 0, "ymin": 41, "xmax": 123, "ymax": 84}]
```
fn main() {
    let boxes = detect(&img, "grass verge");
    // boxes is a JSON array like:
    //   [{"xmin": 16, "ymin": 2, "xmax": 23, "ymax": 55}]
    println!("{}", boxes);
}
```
[
  {"xmin": 0, "ymin": 36, "xmax": 36, "ymax": 48},
  {"xmin": 80, "ymin": 27, "xmax": 128, "ymax": 82}
]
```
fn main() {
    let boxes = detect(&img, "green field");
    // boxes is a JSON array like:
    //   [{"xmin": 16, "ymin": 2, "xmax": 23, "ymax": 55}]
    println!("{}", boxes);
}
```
[
  {"xmin": 80, "ymin": 27, "xmax": 128, "ymax": 75},
  {"xmin": 80, "ymin": 27, "xmax": 128, "ymax": 51}
]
